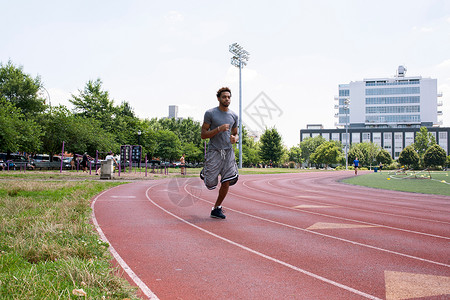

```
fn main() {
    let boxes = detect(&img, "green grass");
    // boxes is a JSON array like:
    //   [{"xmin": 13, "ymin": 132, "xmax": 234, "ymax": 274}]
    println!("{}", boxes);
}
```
[
  {"xmin": 342, "ymin": 170, "xmax": 450, "ymax": 196},
  {"xmin": 0, "ymin": 179, "xmax": 140, "ymax": 299}
]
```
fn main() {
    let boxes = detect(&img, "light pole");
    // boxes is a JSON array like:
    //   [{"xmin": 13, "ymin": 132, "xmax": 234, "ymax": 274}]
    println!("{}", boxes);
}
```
[
  {"xmin": 344, "ymin": 98, "xmax": 350, "ymax": 170},
  {"xmin": 229, "ymin": 42, "xmax": 250, "ymax": 169},
  {"xmin": 137, "ymin": 130, "xmax": 142, "ymax": 168}
]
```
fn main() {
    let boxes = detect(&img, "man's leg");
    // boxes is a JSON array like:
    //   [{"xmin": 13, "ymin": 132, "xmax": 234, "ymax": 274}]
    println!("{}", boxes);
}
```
[{"xmin": 214, "ymin": 181, "xmax": 230, "ymax": 208}]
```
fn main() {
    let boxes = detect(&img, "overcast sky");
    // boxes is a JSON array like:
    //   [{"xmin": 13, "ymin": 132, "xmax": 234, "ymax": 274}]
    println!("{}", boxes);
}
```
[{"xmin": 2, "ymin": 0, "xmax": 449, "ymax": 147}]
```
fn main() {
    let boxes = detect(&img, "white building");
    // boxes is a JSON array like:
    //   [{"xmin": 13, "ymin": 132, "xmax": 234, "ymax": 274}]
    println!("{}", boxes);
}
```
[
  {"xmin": 301, "ymin": 66, "xmax": 448, "ymax": 159},
  {"xmin": 335, "ymin": 66, "xmax": 443, "ymax": 128}
]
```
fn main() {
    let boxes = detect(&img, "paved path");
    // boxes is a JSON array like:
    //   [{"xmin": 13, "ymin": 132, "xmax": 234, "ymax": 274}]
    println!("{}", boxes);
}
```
[{"xmin": 92, "ymin": 171, "xmax": 450, "ymax": 299}]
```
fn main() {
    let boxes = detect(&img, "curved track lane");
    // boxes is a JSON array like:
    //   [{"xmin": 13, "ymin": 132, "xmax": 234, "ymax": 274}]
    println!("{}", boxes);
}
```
[{"xmin": 92, "ymin": 171, "xmax": 450, "ymax": 299}]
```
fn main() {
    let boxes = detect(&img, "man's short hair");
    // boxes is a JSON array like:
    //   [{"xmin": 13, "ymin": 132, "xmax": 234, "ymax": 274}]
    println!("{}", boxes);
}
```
[{"xmin": 216, "ymin": 87, "xmax": 232, "ymax": 98}]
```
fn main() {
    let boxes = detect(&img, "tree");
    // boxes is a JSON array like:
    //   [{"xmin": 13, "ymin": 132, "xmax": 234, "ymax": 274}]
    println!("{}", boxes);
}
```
[
  {"xmin": 348, "ymin": 147, "xmax": 364, "ymax": 168},
  {"xmin": 348, "ymin": 142, "xmax": 380, "ymax": 168},
  {"xmin": 182, "ymin": 142, "xmax": 203, "ymax": 163},
  {"xmin": 0, "ymin": 61, "xmax": 46, "ymax": 116},
  {"xmin": 259, "ymin": 127, "xmax": 284, "ymax": 165},
  {"xmin": 398, "ymin": 146, "xmax": 419, "ymax": 169},
  {"xmin": 423, "ymin": 145, "xmax": 447, "ymax": 168},
  {"xmin": 289, "ymin": 146, "xmax": 302, "ymax": 164},
  {"xmin": 154, "ymin": 130, "xmax": 182, "ymax": 162},
  {"xmin": 0, "ymin": 99, "xmax": 42, "ymax": 153},
  {"xmin": 300, "ymin": 135, "xmax": 326, "ymax": 166},
  {"xmin": 376, "ymin": 148, "xmax": 393, "ymax": 165},
  {"xmin": 310, "ymin": 141, "xmax": 343, "ymax": 168},
  {"xmin": 414, "ymin": 127, "xmax": 436, "ymax": 158}
]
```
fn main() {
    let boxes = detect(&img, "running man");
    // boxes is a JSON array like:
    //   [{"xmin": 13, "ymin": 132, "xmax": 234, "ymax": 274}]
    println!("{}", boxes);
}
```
[
  {"xmin": 354, "ymin": 157, "xmax": 359, "ymax": 175},
  {"xmin": 200, "ymin": 87, "xmax": 239, "ymax": 219}
]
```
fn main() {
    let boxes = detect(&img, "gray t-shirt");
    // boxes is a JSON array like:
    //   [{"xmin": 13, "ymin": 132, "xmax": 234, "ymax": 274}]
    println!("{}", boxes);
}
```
[{"xmin": 203, "ymin": 107, "xmax": 239, "ymax": 150}]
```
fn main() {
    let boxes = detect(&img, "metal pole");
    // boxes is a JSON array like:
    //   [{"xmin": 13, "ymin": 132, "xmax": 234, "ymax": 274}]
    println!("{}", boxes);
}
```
[
  {"xmin": 238, "ymin": 56, "xmax": 243, "ymax": 169},
  {"xmin": 345, "ymin": 99, "xmax": 349, "ymax": 170},
  {"xmin": 60, "ymin": 141, "xmax": 65, "ymax": 173}
]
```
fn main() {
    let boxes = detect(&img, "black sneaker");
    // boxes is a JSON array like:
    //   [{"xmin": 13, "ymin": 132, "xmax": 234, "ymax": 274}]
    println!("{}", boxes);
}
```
[
  {"xmin": 200, "ymin": 169, "xmax": 205, "ymax": 180},
  {"xmin": 210, "ymin": 206, "xmax": 226, "ymax": 219}
]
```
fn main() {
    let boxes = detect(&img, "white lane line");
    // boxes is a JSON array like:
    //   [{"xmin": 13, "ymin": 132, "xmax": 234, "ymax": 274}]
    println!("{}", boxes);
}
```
[
  {"xmin": 239, "ymin": 180, "xmax": 450, "ymax": 240},
  {"xmin": 283, "ymin": 177, "xmax": 450, "ymax": 223},
  {"xmin": 110, "ymin": 196, "xmax": 137, "ymax": 198},
  {"xmin": 92, "ymin": 186, "xmax": 159, "ymax": 300},
  {"xmin": 183, "ymin": 184, "xmax": 450, "ymax": 268},
  {"xmin": 146, "ymin": 184, "xmax": 382, "ymax": 300}
]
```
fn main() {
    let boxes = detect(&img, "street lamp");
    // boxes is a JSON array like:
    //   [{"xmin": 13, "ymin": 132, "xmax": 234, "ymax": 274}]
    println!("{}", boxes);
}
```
[
  {"xmin": 344, "ymin": 98, "xmax": 350, "ymax": 170},
  {"xmin": 137, "ymin": 130, "xmax": 142, "ymax": 168},
  {"xmin": 229, "ymin": 42, "xmax": 250, "ymax": 169}
]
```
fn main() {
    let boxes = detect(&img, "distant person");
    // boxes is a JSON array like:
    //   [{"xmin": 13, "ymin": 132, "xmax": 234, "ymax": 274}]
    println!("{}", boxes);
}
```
[
  {"xmin": 379, "ymin": 162, "xmax": 383, "ymax": 173},
  {"xmin": 200, "ymin": 87, "xmax": 239, "ymax": 219},
  {"xmin": 81, "ymin": 152, "xmax": 92, "ymax": 173},
  {"xmin": 353, "ymin": 157, "xmax": 359, "ymax": 175},
  {"xmin": 70, "ymin": 157, "xmax": 75, "ymax": 170},
  {"xmin": 180, "ymin": 154, "xmax": 186, "ymax": 175}
]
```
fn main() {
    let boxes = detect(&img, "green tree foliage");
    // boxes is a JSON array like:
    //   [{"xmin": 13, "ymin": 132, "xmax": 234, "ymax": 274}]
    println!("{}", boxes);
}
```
[
  {"xmin": 154, "ymin": 130, "xmax": 182, "ymax": 162},
  {"xmin": 414, "ymin": 127, "xmax": 436, "ymax": 158},
  {"xmin": 0, "ymin": 99, "xmax": 42, "ymax": 153},
  {"xmin": 348, "ymin": 146, "xmax": 364, "ymax": 167},
  {"xmin": 310, "ymin": 141, "xmax": 343, "ymax": 168},
  {"xmin": 36, "ymin": 106, "xmax": 118, "ymax": 158},
  {"xmin": 348, "ymin": 142, "xmax": 380, "ymax": 167},
  {"xmin": 398, "ymin": 145, "xmax": 420, "ymax": 169},
  {"xmin": 259, "ymin": 127, "xmax": 283, "ymax": 165},
  {"xmin": 0, "ymin": 61, "xmax": 46, "ymax": 116},
  {"xmin": 288, "ymin": 146, "xmax": 302, "ymax": 164},
  {"xmin": 300, "ymin": 135, "xmax": 326, "ymax": 166},
  {"xmin": 376, "ymin": 148, "xmax": 393, "ymax": 165},
  {"xmin": 182, "ymin": 142, "xmax": 203, "ymax": 163},
  {"xmin": 70, "ymin": 79, "xmax": 115, "ymax": 128},
  {"xmin": 239, "ymin": 126, "xmax": 260, "ymax": 167},
  {"xmin": 70, "ymin": 79, "xmax": 140, "ymax": 148},
  {"xmin": 423, "ymin": 144, "xmax": 447, "ymax": 168}
]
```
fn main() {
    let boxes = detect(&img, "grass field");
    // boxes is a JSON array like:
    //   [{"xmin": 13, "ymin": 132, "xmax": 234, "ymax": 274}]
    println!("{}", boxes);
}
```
[
  {"xmin": 342, "ymin": 170, "xmax": 450, "ymax": 196},
  {"xmin": 0, "ymin": 179, "xmax": 140, "ymax": 299}
]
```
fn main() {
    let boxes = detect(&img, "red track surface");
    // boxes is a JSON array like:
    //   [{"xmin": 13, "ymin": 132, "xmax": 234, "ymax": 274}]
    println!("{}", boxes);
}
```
[{"xmin": 92, "ymin": 171, "xmax": 450, "ymax": 300}]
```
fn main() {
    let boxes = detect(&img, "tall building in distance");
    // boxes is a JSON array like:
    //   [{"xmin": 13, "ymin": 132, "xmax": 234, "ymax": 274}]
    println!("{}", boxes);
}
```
[
  {"xmin": 300, "ymin": 66, "xmax": 449, "ymax": 159},
  {"xmin": 168, "ymin": 105, "xmax": 178, "ymax": 119},
  {"xmin": 335, "ymin": 66, "xmax": 443, "ymax": 128}
]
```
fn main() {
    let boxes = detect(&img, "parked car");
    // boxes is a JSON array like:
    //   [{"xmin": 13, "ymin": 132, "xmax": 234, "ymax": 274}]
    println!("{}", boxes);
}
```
[
  {"xmin": 33, "ymin": 154, "xmax": 50, "ymax": 162},
  {"xmin": 0, "ymin": 153, "xmax": 33, "ymax": 169}
]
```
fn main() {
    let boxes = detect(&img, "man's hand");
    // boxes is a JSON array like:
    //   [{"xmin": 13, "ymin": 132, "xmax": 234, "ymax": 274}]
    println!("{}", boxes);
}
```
[
  {"xmin": 218, "ymin": 124, "xmax": 230, "ymax": 132},
  {"xmin": 230, "ymin": 134, "xmax": 239, "ymax": 144}
]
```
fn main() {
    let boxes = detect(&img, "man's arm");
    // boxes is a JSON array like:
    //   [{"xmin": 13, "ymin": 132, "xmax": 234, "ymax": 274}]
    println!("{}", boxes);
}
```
[
  {"xmin": 230, "ymin": 127, "xmax": 239, "ymax": 144},
  {"xmin": 201, "ymin": 122, "xmax": 230, "ymax": 139}
]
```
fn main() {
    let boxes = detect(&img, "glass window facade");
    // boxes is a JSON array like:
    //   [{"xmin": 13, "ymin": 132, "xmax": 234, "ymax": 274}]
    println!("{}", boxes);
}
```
[
  {"xmin": 366, "ymin": 115, "xmax": 420, "ymax": 123},
  {"xmin": 365, "ymin": 79, "xmax": 420, "ymax": 86},
  {"xmin": 365, "ymin": 96, "xmax": 420, "ymax": 105},
  {"xmin": 366, "ymin": 106, "xmax": 420, "ymax": 114},
  {"xmin": 339, "ymin": 89, "xmax": 349, "ymax": 97},
  {"xmin": 373, "ymin": 132, "xmax": 382, "ymax": 147},
  {"xmin": 362, "ymin": 132, "xmax": 371, "ymax": 143},
  {"xmin": 366, "ymin": 87, "xmax": 420, "ymax": 95}
]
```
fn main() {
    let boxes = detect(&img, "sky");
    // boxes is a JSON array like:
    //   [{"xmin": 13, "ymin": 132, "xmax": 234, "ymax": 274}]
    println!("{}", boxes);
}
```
[{"xmin": 1, "ymin": 0, "xmax": 450, "ymax": 147}]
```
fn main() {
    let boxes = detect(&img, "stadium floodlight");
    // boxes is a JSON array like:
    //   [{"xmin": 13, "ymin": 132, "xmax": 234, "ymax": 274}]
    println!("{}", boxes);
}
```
[{"xmin": 229, "ymin": 42, "xmax": 250, "ymax": 169}]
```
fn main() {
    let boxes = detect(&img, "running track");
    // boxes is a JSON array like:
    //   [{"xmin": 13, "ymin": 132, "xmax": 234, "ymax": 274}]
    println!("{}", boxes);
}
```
[{"xmin": 92, "ymin": 171, "xmax": 450, "ymax": 300}]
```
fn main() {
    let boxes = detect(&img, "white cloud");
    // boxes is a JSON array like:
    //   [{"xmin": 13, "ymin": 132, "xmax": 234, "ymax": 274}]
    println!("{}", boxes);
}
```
[{"xmin": 164, "ymin": 11, "xmax": 184, "ymax": 24}]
